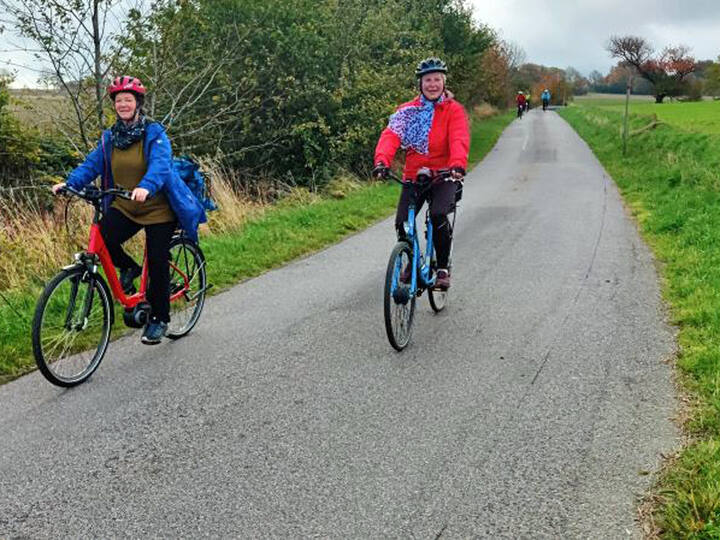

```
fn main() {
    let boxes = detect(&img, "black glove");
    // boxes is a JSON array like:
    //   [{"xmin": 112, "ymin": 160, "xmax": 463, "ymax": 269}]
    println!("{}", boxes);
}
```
[
  {"xmin": 450, "ymin": 167, "xmax": 465, "ymax": 180},
  {"xmin": 372, "ymin": 162, "xmax": 389, "ymax": 179}
]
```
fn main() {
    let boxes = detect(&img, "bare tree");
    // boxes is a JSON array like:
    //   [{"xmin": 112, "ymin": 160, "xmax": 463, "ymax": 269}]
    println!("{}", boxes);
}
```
[
  {"xmin": 117, "ymin": 4, "xmax": 272, "ymax": 155},
  {"xmin": 500, "ymin": 40, "xmax": 526, "ymax": 72},
  {"xmin": 607, "ymin": 35, "xmax": 696, "ymax": 103},
  {"xmin": 0, "ymin": 0, "xmax": 138, "ymax": 152}
]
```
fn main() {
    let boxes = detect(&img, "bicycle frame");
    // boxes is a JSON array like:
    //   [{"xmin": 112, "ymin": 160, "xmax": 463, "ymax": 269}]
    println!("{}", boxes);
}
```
[
  {"xmin": 64, "ymin": 187, "xmax": 190, "ymax": 311},
  {"xmin": 389, "ymin": 183, "xmax": 438, "ymax": 300},
  {"xmin": 405, "ymin": 202, "xmax": 436, "ymax": 294}
]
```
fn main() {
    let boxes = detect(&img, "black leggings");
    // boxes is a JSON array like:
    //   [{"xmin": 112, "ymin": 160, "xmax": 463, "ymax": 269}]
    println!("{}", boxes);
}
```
[
  {"xmin": 100, "ymin": 208, "xmax": 175, "ymax": 322},
  {"xmin": 395, "ymin": 181, "xmax": 457, "ymax": 269}
]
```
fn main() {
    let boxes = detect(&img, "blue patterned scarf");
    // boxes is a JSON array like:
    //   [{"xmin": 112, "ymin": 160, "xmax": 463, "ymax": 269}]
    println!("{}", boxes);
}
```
[
  {"xmin": 387, "ymin": 94, "xmax": 444, "ymax": 155},
  {"xmin": 111, "ymin": 115, "xmax": 147, "ymax": 150}
]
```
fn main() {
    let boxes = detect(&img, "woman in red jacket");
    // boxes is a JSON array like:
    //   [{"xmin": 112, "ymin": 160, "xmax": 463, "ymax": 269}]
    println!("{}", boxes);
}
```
[{"xmin": 373, "ymin": 57, "xmax": 469, "ymax": 289}]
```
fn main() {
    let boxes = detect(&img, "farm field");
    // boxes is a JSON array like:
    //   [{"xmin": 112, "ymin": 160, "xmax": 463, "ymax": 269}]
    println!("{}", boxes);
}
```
[
  {"xmin": 7, "ymin": 88, "xmax": 70, "ymax": 131},
  {"xmin": 575, "ymin": 93, "xmax": 720, "ymax": 133}
]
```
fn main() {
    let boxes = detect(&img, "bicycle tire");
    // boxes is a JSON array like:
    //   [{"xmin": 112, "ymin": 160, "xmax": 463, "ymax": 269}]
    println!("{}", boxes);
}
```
[
  {"xmin": 428, "ymin": 284, "xmax": 448, "ymax": 312},
  {"xmin": 384, "ymin": 242, "xmax": 416, "ymax": 351},
  {"xmin": 32, "ymin": 267, "xmax": 112, "ymax": 387},
  {"xmin": 166, "ymin": 237, "xmax": 207, "ymax": 339}
]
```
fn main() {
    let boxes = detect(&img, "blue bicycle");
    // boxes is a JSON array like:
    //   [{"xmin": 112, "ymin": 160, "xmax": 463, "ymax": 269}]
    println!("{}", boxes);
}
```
[{"xmin": 383, "ymin": 168, "xmax": 462, "ymax": 350}]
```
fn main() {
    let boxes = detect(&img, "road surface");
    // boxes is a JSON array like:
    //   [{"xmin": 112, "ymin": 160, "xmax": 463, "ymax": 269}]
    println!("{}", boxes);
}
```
[{"xmin": 0, "ymin": 109, "xmax": 677, "ymax": 538}]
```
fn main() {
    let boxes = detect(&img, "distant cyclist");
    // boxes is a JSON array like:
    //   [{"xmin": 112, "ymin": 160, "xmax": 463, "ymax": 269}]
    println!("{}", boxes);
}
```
[
  {"xmin": 372, "ymin": 57, "xmax": 469, "ymax": 290},
  {"xmin": 542, "ymin": 88, "xmax": 551, "ymax": 111},
  {"xmin": 52, "ymin": 76, "xmax": 206, "ymax": 344},
  {"xmin": 516, "ymin": 91, "xmax": 526, "ymax": 118}
]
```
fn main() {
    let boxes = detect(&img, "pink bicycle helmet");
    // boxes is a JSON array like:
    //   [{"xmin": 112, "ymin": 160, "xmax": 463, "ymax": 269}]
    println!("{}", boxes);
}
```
[{"xmin": 107, "ymin": 76, "xmax": 146, "ymax": 98}]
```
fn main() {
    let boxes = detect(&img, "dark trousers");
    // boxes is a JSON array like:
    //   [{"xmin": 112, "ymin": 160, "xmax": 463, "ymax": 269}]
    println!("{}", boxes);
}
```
[
  {"xmin": 395, "ymin": 181, "xmax": 457, "ymax": 269},
  {"xmin": 100, "ymin": 208, "xmax": 175, "ymax": 322}
]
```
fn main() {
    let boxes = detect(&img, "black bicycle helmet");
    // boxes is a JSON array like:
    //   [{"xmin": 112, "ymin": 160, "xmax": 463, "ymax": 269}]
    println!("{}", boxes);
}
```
[{"xmin": 415, "ymin": 57, "xmax": 448, "ymax": 78}]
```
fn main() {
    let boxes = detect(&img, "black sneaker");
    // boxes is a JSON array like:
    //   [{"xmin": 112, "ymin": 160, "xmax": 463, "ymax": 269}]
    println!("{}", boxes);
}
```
[
  {"xmin": 141, "ymin": 319, "xmax": 168, "ymax": 345},
  {"xmin": 120, "ymin": 266, "xmax": 142, "ymax": 295}
]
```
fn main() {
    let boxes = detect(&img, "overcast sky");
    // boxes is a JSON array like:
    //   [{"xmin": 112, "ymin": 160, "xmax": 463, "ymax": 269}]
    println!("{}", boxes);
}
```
[
  {"xmin": 3, "ymin": 0, "xmax": 720, "ymax": 87},
  {"xmin": 473, "ymin": 0, "xmax": 720, "ymax": 76}
]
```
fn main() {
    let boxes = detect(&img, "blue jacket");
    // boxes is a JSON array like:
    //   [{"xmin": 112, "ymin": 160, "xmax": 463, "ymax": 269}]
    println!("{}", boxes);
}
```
[
  {"xmin": 66, "ymin": 122, "xmax": 206, "ymax": 241},
  {"xmin": 541, "ymin": 90, "xmax": 551, "ymax": 101}
]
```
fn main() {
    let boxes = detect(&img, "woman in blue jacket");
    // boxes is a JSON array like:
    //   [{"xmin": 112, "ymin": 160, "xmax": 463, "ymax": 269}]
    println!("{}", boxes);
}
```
[{"xmin": 53, "ymin": 76, "xmax": 206, "ymax": 344}]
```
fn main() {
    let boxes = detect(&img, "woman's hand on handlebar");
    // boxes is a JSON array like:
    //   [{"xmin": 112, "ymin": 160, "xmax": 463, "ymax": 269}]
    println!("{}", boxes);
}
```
[
  {"xmin": 131, "ymin": 187, "xmax": 150, "ymax": 202},
  {"xmin": 52, "ymin": 182, "xmax": 66, "ymax": 195},
  {"xmin": 372, "ymin": 162, "xmax": 389, "ymax": 179},
  {"xmin": 450, "ymin": 167, "xmax": 465, "ymax": 181}
]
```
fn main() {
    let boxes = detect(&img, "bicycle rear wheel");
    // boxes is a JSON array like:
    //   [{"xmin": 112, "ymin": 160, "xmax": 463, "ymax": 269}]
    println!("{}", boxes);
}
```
[
  {"xmin": 166, "ymin": 237, "xmax": 207, "ymax": 339},
  {"xmin": 32, "ymin": 267, "xmax": 112, "ymax": 387},
  {"xmin": 428, "ymin": 284, "xmax": 448, "ymax": 312},
  {"xmin": 384, "ymin": 242, "xmax": 416, "ymax": 351},
  {"xmin": 429, "ymin": 252, "xmax": 451, "ymax": 312}
]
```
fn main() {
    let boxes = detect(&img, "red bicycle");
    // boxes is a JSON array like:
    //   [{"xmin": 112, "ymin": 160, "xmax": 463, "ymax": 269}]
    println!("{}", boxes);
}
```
[{"xmin": 32, "ymin": 184, "xmax": 208, "ymax": 386}]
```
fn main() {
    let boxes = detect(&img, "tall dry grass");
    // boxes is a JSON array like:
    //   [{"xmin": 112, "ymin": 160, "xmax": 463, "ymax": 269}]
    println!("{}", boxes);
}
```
[
  {"xmin": 0, "ymin": 158, "xmax": 256, "ymax": 292},
  {"xmin": 472, "ymin": 103, "xmax": 500, "ymax": 121}
]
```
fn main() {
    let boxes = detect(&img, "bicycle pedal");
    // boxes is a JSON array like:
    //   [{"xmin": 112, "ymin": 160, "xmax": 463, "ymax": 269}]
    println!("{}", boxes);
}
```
[{"xmin": 170, "ymin": 282, "xmax": 184, "ymax": 294}]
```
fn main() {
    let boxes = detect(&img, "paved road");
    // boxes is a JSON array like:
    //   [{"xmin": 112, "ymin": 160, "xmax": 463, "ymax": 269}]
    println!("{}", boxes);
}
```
[{"xmin": 0, "ymin": 110, "xmax": 677, "ymax": 538}]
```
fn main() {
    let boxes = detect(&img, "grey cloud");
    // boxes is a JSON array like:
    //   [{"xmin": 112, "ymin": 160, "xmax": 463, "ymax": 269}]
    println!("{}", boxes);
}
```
[{"xmin": 475, "ymin": 0, "xmax": 720, "ymax": 75}]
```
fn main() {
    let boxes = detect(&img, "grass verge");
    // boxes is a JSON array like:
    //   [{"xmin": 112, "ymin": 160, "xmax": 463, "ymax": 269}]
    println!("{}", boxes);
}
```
[
  {"xmin": 0, "ymin": 110, "xmax": 514, "ymax": 384},
  {"xmin": 558, "ymin": 104, "xmax": 720, "ymax": 539}
]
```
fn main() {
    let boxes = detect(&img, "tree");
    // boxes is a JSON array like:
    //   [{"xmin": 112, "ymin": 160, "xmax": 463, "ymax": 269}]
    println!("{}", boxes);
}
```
[
  {"xmin": 607, "ymin": 35, "xmax": 696, "ymax": 103},
  {"xmin": 117, "ymin": 0, "xmax": 495, "ymax": 184},
  {"xmin": 0, "ymin": 0, "xmax": 133, "ymax": 152},
  {"xmin": 702, "ymin": 57, "xmax": 720, "ymax": 98},
  {"xmin": 588, "ymin": 70, "xmax": 604, "ymax": 88},
  {"xmin": 565, "ymin": 67, "xmax": 589, "ymax": 95},
  {"xmin": 501, "ymin": 40, "xmax": 526, "ymax": 72},
  {"xmin": 475, "ymin": 42, "xmax": 512, "ymax": 108}
]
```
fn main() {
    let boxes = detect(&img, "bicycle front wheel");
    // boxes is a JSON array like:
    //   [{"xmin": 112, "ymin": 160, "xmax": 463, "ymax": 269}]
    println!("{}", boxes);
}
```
[
  {"xmin": 166, "ymin": 237, "xmax": 207, "ymax": 339},
  {"xmin": 32, "ymin": 267, "xmax": 112, "ymax": 387},
  {"xmin": 384, "ymin": 242, "xmax": 416, "ymax": 351}
]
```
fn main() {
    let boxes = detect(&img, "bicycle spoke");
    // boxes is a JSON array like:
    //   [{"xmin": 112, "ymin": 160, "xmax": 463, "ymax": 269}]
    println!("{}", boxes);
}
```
[
  {"xmin": 34, "ymin": 269, "xmax": 112, "ymax": 385},
  {"xmin": 166, "ymin": 240, "xmax": 206, "ymax": 339}
]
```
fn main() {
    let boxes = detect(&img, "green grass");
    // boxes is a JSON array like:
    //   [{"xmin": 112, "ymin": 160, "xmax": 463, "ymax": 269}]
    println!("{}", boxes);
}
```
[
  {"xmin": 575, "ymin": 94, "xmax": 720, "ymax": 134},
  {"xmin": 574, "ymin": 92, "xmax": 658, "ymax": 107},
  {"xmin": 0, "ymin": 110, "xmax": 514, "ymax": 384},
  {"xmin": 558, "ymin": 103, "xmax": 720, "ymax": 538}
]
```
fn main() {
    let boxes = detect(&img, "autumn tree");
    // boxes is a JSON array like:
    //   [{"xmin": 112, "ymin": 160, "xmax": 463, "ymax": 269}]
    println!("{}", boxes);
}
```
[
  {"xmin": 473, "ymin": 42, "xmax": 512, "ymax": 107},
  {"xmin": 607, "ymin": 35, "xmax": 696, "ymax": 103}
]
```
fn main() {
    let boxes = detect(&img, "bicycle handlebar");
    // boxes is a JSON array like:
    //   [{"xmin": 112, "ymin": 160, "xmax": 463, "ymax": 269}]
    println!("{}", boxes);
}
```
[
  {"xmin": 387, "ymin": 168, "xmax": 462, "ymax": 186},
  {"xmin": 58, "ymin": 185, "xmax": 134, "ymax": 201}
]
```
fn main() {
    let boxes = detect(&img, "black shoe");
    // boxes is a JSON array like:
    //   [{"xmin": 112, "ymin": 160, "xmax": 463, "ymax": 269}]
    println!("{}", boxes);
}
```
[
  {"xmin": 120, "ymin": 266, "xmax": 142, "ymax": 295},
  {"xmin": 141, "ymin": 319, "xmax": 168, "ymax": 345}
]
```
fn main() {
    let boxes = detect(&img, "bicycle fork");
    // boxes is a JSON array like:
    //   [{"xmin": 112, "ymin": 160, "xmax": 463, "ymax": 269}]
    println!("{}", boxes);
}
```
[{"xmin": 64, "ymin": 253, "xmax": 100, "ymax": 331}]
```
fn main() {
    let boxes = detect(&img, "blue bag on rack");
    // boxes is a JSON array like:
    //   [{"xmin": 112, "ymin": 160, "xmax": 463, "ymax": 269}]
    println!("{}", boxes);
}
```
[{"xmin": 172, "ymin": 156, "xmax": 218, "ymax": 212}]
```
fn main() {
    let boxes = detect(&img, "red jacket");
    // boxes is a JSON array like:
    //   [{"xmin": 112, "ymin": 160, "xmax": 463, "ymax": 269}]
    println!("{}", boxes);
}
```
[
  {"xmin": 516, "ymin": 94, "xmax": 527, "ymax": 106},
  {"xmin": 374, "ymin": 95, "xmax": 470, "ymax": 181}
]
